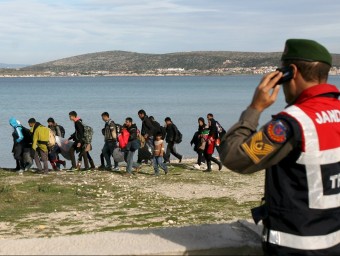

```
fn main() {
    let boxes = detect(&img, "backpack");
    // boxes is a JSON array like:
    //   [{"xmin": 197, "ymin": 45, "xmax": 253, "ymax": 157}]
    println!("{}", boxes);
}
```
[
  {"xmin": 108, "ymin": 120, "xmax": 117, "ymax": 140},
  {"xmin": 82, "ymin": 123, "xmax": 94, "ymax": 144},
  {"xmin": 160, "ymin": 126, "xmax": 167, "ymax": 139},
  {"xmin": 173, "ymin": 125, "xmax": 183, "ymax": 144},
  {"xmin": 152, "ymin": 120, "xmax": 166, "ymax": 139},
  {"xmin": 216, "ymin": 121, "xmax": 226, "ymax": 138},
  {"xmin": 57, "ymin": 125, "xmax": 65, "ymax": 138},
  {"xmin": 21, "ymin": 126, "xmax": 32, "ymax": 145},
  {"xmin": 115, "ymin": 124, "xmax": 123, "ymax": 135},
  {"xmin": 48, "ymin": 128, "xmax": 56, "ymax": 148}
]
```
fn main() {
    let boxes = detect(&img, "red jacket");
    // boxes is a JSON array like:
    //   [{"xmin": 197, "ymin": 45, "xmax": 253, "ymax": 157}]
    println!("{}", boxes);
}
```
[{"xmin": 118, "ymin": 128, "xmax": 130, "ymax": 149}]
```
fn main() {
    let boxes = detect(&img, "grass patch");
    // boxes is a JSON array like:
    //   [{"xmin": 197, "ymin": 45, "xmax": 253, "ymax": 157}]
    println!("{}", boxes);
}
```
[
  {"xmin": 0, "ymin": 166, "xmax": 264, "ymax": 238},
  {"xmin": 0, "ymin": 177, "xmax": 91, "ymax": 221}
]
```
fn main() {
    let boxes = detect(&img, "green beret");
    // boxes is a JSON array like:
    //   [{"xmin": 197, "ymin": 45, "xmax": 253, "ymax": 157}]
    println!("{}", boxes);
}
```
[{"xmin": 281, "ymin": 39, "xmax": 332, "ymax": 66}]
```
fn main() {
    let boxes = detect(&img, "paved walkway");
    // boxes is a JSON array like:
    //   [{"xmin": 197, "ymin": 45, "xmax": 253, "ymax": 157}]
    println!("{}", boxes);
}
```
[{"xmin": 0, "ymin": 220, "xmax": 263, "ymax": 255}]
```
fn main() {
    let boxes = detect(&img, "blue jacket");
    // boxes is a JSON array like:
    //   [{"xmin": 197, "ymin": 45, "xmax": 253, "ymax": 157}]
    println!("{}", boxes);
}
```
[{"xmin": 9, "ymin": 117, "xmax": 24, "ymax": 143}]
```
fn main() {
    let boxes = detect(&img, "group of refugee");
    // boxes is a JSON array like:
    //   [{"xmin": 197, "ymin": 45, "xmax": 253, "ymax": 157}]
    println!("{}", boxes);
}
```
[{"xmin": 10, "ymin": 109, "xmax": 224, "ymax": 176}]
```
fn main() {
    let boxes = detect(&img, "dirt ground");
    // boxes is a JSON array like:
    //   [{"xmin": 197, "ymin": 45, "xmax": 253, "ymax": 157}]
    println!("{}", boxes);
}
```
[{"xmin": 0, "ymin": 159, "xmax": 265, "ymax": 239}]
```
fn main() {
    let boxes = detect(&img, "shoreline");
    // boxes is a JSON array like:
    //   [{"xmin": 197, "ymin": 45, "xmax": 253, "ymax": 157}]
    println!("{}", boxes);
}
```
[
  {"xmin": 0, "ymin": 73, "xmax": 340, "ymax": 78},
  {"xmin": 1, "ymin": 73, "xmax": 340, "ymax": 78},
  {"xmin": 0, "ymin": 72, "xmax": 261, "ymax": 78}
]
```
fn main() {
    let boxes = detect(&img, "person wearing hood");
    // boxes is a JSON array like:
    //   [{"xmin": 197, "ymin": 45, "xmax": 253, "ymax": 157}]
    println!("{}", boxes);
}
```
[
  {"xmin": 9, "ymin": 117, "xmax": 33, "ymax": 172},
  {"xmin": 10, "ymin": 117, "xmax": 24, "ymax": 170},
  {"xmin": 28, "ymin": 118, "xmax": 49, "ymax": 174},
  {"xmin": 190, "ymin": 117, "xmax": 208, "ymax": 170}
]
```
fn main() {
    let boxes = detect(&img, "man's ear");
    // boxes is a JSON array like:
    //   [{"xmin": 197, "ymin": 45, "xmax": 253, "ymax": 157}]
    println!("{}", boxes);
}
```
[{"xmin": 290, "ymin": 64, "xmax": 298, "ymax": 79}]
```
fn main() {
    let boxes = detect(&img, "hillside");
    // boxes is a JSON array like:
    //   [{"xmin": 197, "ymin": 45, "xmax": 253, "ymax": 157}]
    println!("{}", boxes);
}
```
[
  {"xmin": 18, "ymin": 51, "xmax": 340, "ymax": 73},
  {"xmin": 21, "ymin": 51, "xmax": 283, "ymax": 72}
]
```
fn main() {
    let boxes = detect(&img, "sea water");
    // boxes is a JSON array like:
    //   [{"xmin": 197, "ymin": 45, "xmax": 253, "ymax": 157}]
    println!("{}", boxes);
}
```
[{"xmin": 1, "ymin": 75, "xmax": 339, "ymax": 168}]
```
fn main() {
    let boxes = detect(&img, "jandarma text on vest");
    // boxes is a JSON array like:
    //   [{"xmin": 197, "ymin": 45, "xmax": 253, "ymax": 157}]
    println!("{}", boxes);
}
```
[
  {"xmin": 315, "ymin": 110, "xmax": 340, "ymax": 124},
  {"xmin": 330, "ymin": 173, "xmax": 340, "ymax": 189}
]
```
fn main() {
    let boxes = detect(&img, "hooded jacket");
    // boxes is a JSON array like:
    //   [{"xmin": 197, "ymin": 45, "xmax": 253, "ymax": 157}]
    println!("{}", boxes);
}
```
[
  {"xmin": 9, "ymin": 117, "xmax": 24, "ymax": 143},
  {"xmin": 69, "ymin": 117, "xmax": 84, "ymax": 144},
  {"xmin": 141, "ymin": 115, "xmax": 156, "ymax": 137},
  {"xmin": 31, "ymin": 122, "xmax": 49, "ymax": 152}
]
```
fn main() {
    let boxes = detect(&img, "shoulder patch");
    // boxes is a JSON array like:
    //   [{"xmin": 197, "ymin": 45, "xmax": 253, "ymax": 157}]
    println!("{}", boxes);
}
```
[
  {"xmin": 241, "ymin": 131, "xmax": 274, "ymax": 164},
  {"xmin": 265, "ymin": 120, "xmax": 290, "ymax": 144}
]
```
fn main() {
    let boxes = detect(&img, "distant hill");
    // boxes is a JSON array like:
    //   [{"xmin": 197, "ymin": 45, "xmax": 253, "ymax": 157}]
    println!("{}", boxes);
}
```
[
  {"xmin": 0, "ymin": 63, "xmax": 27, "ymax": 69},
  {"xmin": 21, "ymin": 51, "xmax": 340, "ymax": 73}
]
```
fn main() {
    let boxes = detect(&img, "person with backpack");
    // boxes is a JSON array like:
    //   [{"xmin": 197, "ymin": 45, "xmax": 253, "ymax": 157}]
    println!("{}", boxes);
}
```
[
  {"xmin": 203, "ymin": 118, "xmax": 223, "ymax": 172},
  {"xmin": 163, "ymin": 117, "xmax": 183, "ymax": 164},
  {"xmin": 137, "ymin": 110, "xmax": 157, "ymax": 153},
  {"xmin": 123, "ymin": 117, "xmax": 140, "ymax": 176},
  {"xmin": 28, "ymin": 118, "xmax": 49, "ymax": 174},
  {"xmin": 9, "ymin": 117, "xmax": 33, "ymax": 173},
  {"xmin": 137, "ymin": 115, "xmax": 162, "ymax": 164},
  {"xmin": 47, "ymin": 117, "xmax": 65, "ymax": 138},
  {"xmin": 47, "ymin": 117, "xmax": 66, "ymax": 171},
  {"xmin": 99, "ymin": 112, "xmax": 119, "ymax": 171},
  {"xmin": 81, "ymin": 119, "xmax": 96, "ymax": 171},
  {"xmin": 149, "ymin": 116, "xmax": 166, "ymax": 139},
  {"xmin": 207, "ymin": 113, "xmax": 226, "ymax": 153},
  {"xmin": 67, "ymin": 111, "xmax": 90, "ymax": 171}
]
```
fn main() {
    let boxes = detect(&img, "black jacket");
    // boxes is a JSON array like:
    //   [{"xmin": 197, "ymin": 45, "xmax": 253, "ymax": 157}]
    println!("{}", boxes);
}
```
[
  {"xmin": 124, "ymin": 123, "xmax": 140, "ymax": 152},
  {"xmin": 141, "ymin": 115, "xmax": 156, "ymax": 137},
  {"xmin": 165, "ymin": 123, "xmax": 176, "ymax": 143},
  {"xmin": 126, "ymin": 123, "xmax": 138, "ymax": 142},
  {"xmin": 190, "ymin": 123, "xmax": 207, "ymax": 151},
  {"xmin": 208, "ymin": 118, "xmax": 218, "ymax": 138},
  {"xmin": 69, "ymin": 119, "xmax": 84, "ymax": 144}
]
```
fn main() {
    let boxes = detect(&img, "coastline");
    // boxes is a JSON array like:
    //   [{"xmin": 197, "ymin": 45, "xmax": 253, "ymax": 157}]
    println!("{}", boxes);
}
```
[{"xmin": 1, "ymin": 66, "xmax": 339, "ymax": 78}]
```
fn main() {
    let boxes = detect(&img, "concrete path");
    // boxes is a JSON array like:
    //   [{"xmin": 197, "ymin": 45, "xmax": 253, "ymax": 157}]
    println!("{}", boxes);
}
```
[{"xmin": 0, "ymin": 220, "xmax": 263, "ymax": 255}]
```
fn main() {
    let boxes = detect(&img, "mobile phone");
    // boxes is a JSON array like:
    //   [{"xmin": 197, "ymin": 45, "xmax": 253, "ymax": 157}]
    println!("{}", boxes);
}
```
[{"xmin": 276, "ymin": 66, "xmax": 294, "ymax": 85}]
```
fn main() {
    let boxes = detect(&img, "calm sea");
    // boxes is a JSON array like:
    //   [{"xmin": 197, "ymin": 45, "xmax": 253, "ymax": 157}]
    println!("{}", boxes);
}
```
[{"xmin": 1, "ymin": 75, "xmax": 339, "ymax": 168}]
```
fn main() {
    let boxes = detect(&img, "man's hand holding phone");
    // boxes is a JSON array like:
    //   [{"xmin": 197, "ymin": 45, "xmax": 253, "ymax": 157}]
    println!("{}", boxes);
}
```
[
  {"xmin": 276, "ymin": 66, "xmax": 294, "ymax": 85},
  {"xmin": 249, "ymin": 71, "xmax": 283, "ymax": 113}
]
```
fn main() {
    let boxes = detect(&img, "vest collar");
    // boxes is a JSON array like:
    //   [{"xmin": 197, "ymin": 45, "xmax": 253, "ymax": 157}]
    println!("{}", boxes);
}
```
[{"xmin": 294, "ymin": 84, "xmax": 340, "ymax": 105}]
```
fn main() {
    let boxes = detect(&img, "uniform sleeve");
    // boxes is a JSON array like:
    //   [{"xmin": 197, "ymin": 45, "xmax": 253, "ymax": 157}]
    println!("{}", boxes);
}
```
[{"xmin": 219, "ymin": 107, "xmax": 295, "ymax": 174}]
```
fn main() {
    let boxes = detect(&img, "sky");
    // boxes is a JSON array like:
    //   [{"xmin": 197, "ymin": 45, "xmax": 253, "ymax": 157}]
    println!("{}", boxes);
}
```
[{"xmin": 1, "ymin": 0, "xmax": 340, "ymax": 65}]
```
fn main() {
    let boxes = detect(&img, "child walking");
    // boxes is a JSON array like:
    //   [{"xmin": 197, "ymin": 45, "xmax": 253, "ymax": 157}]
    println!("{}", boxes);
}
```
[{"xmin": 153, "ymin": 132, "xmax": 168, "ymax": 176}]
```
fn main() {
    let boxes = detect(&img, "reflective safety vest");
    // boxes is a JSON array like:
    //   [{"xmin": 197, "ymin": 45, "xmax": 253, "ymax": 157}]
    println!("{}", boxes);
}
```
[{"xmin": 263, "ymin": 84, "xmax": 340, "ymax": 251}]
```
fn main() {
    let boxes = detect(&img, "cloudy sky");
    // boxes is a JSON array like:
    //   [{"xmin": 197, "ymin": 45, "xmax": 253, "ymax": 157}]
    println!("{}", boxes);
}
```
[{"xmin": 1, "ymin": 0, "xmax": 340, "ymax": 65}]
